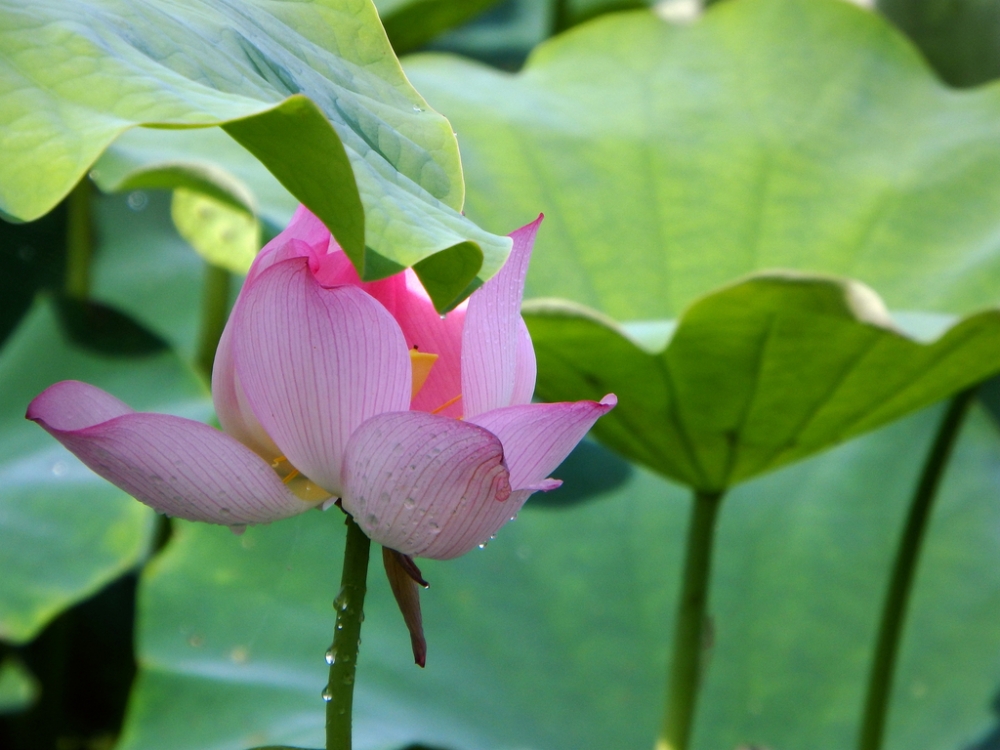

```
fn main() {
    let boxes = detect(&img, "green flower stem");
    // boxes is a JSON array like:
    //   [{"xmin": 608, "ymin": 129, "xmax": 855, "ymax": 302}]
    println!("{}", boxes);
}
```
[
  {"xmin": 64, "ymin": 178, "xmax": 94, "ymax": 299},
  {"xmin": 326, "ymin": 515, "xmax": 372, "ymax": 750},
  {"xmin": 194, "ymin": 263, "xmax": 231, "ymax": 381},
  {"xmin": 657, "ymin": 489, "xmax": 725, "ymax": 750},
  {"xmin": 857, "ymin": 388, "xmax": 977, "ymax": 750}
]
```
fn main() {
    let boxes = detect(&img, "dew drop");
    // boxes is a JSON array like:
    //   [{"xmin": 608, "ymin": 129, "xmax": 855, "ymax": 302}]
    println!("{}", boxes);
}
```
[
  {"xmin": 403, "ymin": 497, "xmax": 416, "ymax": 510},
  {"xmin": 127, "ymin": 190, "xmax": 148, "ymax": 211},
  {"xmin": 412, "ymin": 105, "xmax": 423, "ymax": 112},
  {"xmin": 321, "ymin": 685, "xmax": 334, "ymax": 702},
  {"xmin": 51, "ymin": 461, "xmax": 68, "ymax": 477},
  {"xmin": 325, "ymin": 647, "xmax": 337, "ymax": 665},
  {"xmin": 478, "ymin": 542, "xmax": 488, "ymax": 550}
]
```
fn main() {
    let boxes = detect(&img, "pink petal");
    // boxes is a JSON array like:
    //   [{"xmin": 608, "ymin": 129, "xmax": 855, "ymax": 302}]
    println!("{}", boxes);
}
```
[
  {"xmin": 462, "ymin": 216, "xmax": 542, "ymax": 418},
  {"xmin": 510, "ymin": 317, "xmax": 537, "ymax": 407},
  {"xmin": 211, "ymin": 319, "xmax": 281, "ymax": 460},
  {"xmin": 382, "ymin": 271, "xmax": 466, "ymax": 417},
  {"xmin": 246, "ymin": 205, "xmax": 332, "ymax": 287},
  {"xmin": 26, "ymin": 381, "xmax": 309, "ymax": 525},
  {"xmin": 469, "ymin": 395, "xmax": 617, "ymax": 491},
  {"xmin": 341, "ymin": 411, "xmax": 514, "ymax": 560},
  {"xmin": 231, "ymin": 257, "xmax": 411, "ymax": 497}
]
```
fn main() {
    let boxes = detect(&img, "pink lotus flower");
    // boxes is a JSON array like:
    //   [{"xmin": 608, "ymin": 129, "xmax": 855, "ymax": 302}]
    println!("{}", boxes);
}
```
[{"xmin": 27, "ymin": 207, "xmax": 615, "ymax": 561}]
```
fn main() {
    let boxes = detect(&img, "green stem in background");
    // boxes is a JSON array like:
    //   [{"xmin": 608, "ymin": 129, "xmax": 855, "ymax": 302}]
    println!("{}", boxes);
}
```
[
  {"xmin": 551, "ymin": 0, "xmax": 571, "ymax": 36},
  {"xmin": 856, "ymin": 388, "xmax": 977, "ymax": 750},
  {"xmin": 657, "ymin": 489, "xmax": 725, "ymax": 750},
  {"xmin": 64, "ymin": 178, "xmax": 94, "ymax": 299},
  {"xmin": 325, "ymin": 515, "xmax": 372, "ymax": 750},
  {"xmin": 194, "ymin": 263, "xmax": 231, "ymax": 381}
]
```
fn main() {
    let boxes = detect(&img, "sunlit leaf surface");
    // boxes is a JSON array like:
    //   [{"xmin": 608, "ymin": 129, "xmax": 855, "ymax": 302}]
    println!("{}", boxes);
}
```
[
  {"xmin": 0, "ymin": 0, "xmax": 510, "ymax": 309},
  {"xmin": 119, "ymin": 407, "xmax": 1000, "ymax": 750},
  {"xmin": 406, "ymin": 0, "xmax": 1000, "ymax": 318},
  {"xmin": 526, "ymin": 274, "xmax": 1000, "ymax": 489}
]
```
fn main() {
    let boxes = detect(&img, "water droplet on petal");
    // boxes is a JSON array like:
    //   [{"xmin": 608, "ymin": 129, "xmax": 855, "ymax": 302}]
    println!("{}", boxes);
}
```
[
  {"xmin": 229, "ymin": 524, "xmax": 246, "ymax": 536},
  {"xmin": 478, "ymin": 542, "xmax": 487, "ymax": 550},
  {"xmin": 325, "ymin": 647, "xmax": 337, "ymax": 665},
  {"xmin": 321, "ymin": 685, "xmax": 333, "ymax": 702}
]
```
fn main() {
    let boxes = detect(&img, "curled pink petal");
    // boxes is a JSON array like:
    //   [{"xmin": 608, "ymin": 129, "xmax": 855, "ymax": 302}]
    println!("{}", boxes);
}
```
[
  {"xmin": 469, "ymin": 395, "xmax": 617, "ymax": 491},
  {"xmin": 232, "ymin": 257, "xmax": 411, "ymax": 496},
  {"xmin": 249, "ymin": 205, "xmax": 330, "ymax": 283},
  {"xmin": 341, "ymin": 411, "xmax": 514, "ymax": 560},
  {"xmin": 462, "ymin": 216, "xmax": 543, "ymax": 418},
  {"xmin": 27, "ymin": 381, "xmax": 309, "ymax": 526}
]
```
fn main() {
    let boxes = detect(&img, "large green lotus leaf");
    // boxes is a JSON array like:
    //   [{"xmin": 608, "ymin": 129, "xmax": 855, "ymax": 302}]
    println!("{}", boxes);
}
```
[
  {"xmin": 525, "ymin": 273, "xmax": 1000, "ymax": 491},
  {"xmin": 118, "ymin": 406, "xmax": 1000, "ymax": 750},
  {"xmin": 405, "ymin": 0, "xmax": 1000, "ymax": 319},
  {"xmin": 877, "ymin": 0, "xmax": 1000, "ymax": 87},
  {"xmin": 0, "ymin": 0, "xmax": 511, "ymax": 311},
  {"xmin": 0, "ymin": 299, "xmax": 211, "ymax": 643}
]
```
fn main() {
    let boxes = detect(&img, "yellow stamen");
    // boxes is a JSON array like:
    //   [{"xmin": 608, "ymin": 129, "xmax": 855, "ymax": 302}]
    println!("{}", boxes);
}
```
[
  {"xmin": 431, "ymin": 393, "xmax": 463, "ymax": 415},
  {"xmin": 409, "ymin": 348, "xmax": 438, "ymax": 399},
  {"xmin": 271, "ymin": 455, "xmax": 331, "ymax": 502}
]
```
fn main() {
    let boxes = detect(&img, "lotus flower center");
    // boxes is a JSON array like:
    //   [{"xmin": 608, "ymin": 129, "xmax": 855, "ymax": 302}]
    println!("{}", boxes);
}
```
[
  {"xmin": 409, "ymin": 348, "xmax": 437, "ymax": 400},
  {"xmin": 271, "ymin": 455, "xmax": 331, "ymax": 502}
]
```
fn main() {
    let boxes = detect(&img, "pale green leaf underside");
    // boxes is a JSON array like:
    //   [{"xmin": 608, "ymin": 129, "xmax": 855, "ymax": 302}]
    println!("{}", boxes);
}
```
[
  {"xmin": 91, "ymin": 128, "xmax": 299, "ymax": 237},
  {"xmin": 0, "ymin": 0, "xmax": 510, "ymax": 309},
  {"xmin": 0, "ymin": 300, "xmax": 210, "ymax": 643},
  {"xmin": 525, "ymin": 274, "xmax": 1000, "ymax": 490},
  {"xmin": 406, "ymin": 0, "xmax": 1000, "ymax": 319},
  {"xmin": 118, "ymin": 409, "xmax": 1000, "ymax": 750},
  {"xmin": 171, "ymin": 188, "xmax": 260, "ymax": 274}
]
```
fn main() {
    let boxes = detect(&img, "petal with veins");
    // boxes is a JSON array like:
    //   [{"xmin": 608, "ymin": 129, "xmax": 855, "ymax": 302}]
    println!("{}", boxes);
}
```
[
  {"xmin": 469, "ymin": 395, "xmax": 617, "ymax": 491},
  {"xmin": 232, "ymin": 257, "xmax": 411, "ymax": 497},
  {"xmin": 462, "ymin": 216, "xmax": 542, "ymax": 418},
  {"xmin": 26, "ymin": 381, "xmax": 308, "ymax": 526},
  {"xmin": 379, "ymin": 270, "xmax": 465, "ymax": 418},
  {"xmin": 510, "ymin": 317, "xmax": 537, "ymax": 407},
  {"xmin": 341, "ymin": 411, "xmax": 513, "ymax": 560},
  {"xmin": 212, "ymin": 318, "xmax": 281, "ymax": 460}
]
